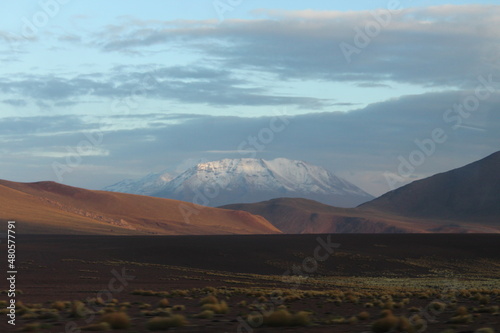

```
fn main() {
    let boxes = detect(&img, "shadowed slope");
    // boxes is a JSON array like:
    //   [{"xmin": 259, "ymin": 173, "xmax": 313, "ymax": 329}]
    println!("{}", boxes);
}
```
[
  {"xmin": 0, "ymin": 180, "xmax": 280, "ymax": 235},
  {"xmin": 359, "ymin": 151, "xmax": 500, "ymax": 223}
]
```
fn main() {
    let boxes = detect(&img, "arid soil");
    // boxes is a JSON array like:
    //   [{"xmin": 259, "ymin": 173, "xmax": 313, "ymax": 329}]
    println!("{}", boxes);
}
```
[{"xmin": 1, "ymin": 234, "xmax": 499, "ymax": 332}]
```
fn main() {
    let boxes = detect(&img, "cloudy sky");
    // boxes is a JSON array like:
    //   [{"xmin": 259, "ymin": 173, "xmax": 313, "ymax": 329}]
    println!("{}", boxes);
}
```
[{"xmin": 1, "ymin": 0, "xmax": 499, "ymax": 196}]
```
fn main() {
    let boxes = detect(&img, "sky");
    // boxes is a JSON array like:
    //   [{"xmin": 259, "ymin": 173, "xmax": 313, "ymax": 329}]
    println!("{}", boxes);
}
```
[{"xmin": 0, "ymin": 0, "xmax": 499, "ymax": 196}]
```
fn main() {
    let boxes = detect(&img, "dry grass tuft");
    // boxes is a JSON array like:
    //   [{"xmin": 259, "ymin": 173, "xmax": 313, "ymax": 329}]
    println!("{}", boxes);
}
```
[
  {"xmin": 193, "ymin": 310, "xmax": 214, "ymax": 319},
  {"xmin": 99, "ymin": 311, "xmax": 131, "ymax": 329},
  {"xmin": 51, "ymin": 301, "xmax": 67, "ymax": 311},
  {"xmin": 474, "ymin": 328, "xmax": 494, "ymax": 333},
  {"xmin": 157, "ymin": 298, "xmax": 169, "ymax": 308},
  {"xmin": 199, "ymin": 295, "xmax": 218, "ymax": 305},
  {"xmin": 146, "ymin": 315, "xmax": 188, "ymax": 330},
  {"xmin": 357, "ymin": 311, "xmax": 371, "ymax": 320},
  {"xmin": 371, "ymin": 314, "xmax": 399, "ymax": 333},
  {"xmin": 70, "ymin": 300, "xmax": 89, "ymax": 318}
]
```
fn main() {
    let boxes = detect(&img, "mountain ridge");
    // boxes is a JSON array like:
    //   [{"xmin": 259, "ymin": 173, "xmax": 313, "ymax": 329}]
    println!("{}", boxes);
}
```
[
  {"xmin": 221, "ymin": 151, "xmax": 500, "ymax": 234},
  {"xmin": 359, "ymin": 151, "xmax": 500, "ymax": 223},
  {"xmin": 105, "ymin": 158, "xmax": 374, "ymax": 207}
]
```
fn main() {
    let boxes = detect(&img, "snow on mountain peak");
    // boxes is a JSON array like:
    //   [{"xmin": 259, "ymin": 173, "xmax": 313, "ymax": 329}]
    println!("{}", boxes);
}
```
[{"xmin": 104, "ymin": 158, "xmax": 373, "ymax": 207}]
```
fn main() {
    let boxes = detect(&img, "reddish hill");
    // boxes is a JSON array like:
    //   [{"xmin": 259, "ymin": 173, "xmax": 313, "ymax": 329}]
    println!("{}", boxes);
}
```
[
  {"xmin": 0, "ymin": 180, "xmax": 280, "ymax": 235},
  {"xmin": 222, "ymin": 197, "xmax": 500, "ymax": 234}
]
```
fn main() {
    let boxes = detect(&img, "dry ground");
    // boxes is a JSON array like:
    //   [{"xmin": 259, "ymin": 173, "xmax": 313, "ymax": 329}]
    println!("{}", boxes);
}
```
[{"xmin": 1, "ymin": 234, "xmax": 499, "ymax": 332}]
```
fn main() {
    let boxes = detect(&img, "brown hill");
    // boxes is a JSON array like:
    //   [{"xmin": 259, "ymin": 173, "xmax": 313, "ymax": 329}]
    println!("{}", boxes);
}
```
[
  {"xmin": 359, "ymin": 151, "xmax": 500, "ymax": 223},
  {"xmin": 222, "ymin": 198, "xmax": 419, "ymax": 233},
  {"xmin": 0, "ymin": 180, "xmax": 280, "ymax": 235},
  {"xmin": 221, "ymin": 197, "xmax": 500, "ymax": 234}
]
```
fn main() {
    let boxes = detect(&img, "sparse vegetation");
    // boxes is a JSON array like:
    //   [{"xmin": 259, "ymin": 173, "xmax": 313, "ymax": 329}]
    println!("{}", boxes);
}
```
[
  {"xmin": 10, "ymin": 235, "xmax": 500, "ymax": 333},
  {"xmin": 146, "ymin": 315, "xmax": 188, "ymax": 330},
  {"xmin": 99, "ymin": 312, "xmax": 131, "ymax": 329},
  {"xmin": 157, "ymin": 298, "xmax": 169, "ymax": 308},
  {"xmin": 474, "ymin": 328, "xmax": 495, "ymax": 333},
  {"xmin": 193, "ymin": 309, "xmax": 215, "ymax": 319}
]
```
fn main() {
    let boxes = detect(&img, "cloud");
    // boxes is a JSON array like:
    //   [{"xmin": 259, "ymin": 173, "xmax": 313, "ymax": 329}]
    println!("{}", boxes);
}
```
[
  {"xmin": 90, "ymin": 5, "xmax": 500, "ymax": 88},
  {"xmin": 2, "ymin": 90, "xmax": 499, "ymax": 195},
  {"xmin": 2, "ymin": 99, "xmax": 27, "ymax": 107},
  {"xmin": 356, "ymin": 82, "xmax": 391, "ymax": 88},
  {"xmin": 0, "ymin": 65, "xmax": 331, "ymax": 109}
]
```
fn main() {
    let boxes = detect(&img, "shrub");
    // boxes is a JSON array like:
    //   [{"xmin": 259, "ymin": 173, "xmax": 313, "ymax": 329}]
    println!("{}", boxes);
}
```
[
  {"xmin": 193, "ymin": 310, "xmax": 214, "ymax": 319},
  {"xmin": 158, "ymin": 298, "xmax": 169, "ymax": 308},
  {"xmin": 172, "ymin": 305, "xmax": 185, "ymax": 311},
  {"xmin": 383, "ymin": 301, "xmax": 395, "ymax": 309},
  {"xmin": 429, "ymin": 301, "xmax": 447, "ymax": 312},
  {"xmin": 380, "ymin": 309, "xmax": 393, "ymax": 318},
  {"xmin": 456, "ymin": 306, "xmax": 468, "ymax": 316},
  {"xmin": 70, "ymin": 301, "xmax": 89, "ymax": 318},
  {"xmin": 371, "ymin": 315, "xmax": 399, "ymax": 333},
  {"xmin": 203, "ymin": 286, "xmax": 216, "ymax": 293},
  {"xmin": 260, "ymin": 310, "xmax": 311, "ymax": 327},
  {"xmin": 264, "ymin": 309, "xmax": 293, "ymax": 327},
  {"xmin": 357, "ymin": 311, "xmax": 370, "ymax": 320},
  {"xmin": 479, "ymin": 295, "xmax": 490, "ymax": 305},
  {"xmin": 146, "ymin": 315, "xmax": 188, "ymax": 330},
  {"xmin": 475, "ymin": 328, "xmax": 494, "ymax": 333},
  {"xmin": 449, "ymin": 314, "xmax": 473, "ymax": 324},
  {"xmin": 199, "ymin": 295, "xmax": 218, "ymax": 305},
  {"xmin": 99, "ymin": 312, "xmax": 131, "ymax": 329},
  {"xmin": 397, "ymin": 316, "xmax": 414, "ymax": 333},
  {"xmin": 290, "ymin": 311, "xmax": 311, "ymax": 326},
  {"xmin": 51, "ymin": 301, "xmax": 66, "ymax": 311},
  {"xmin": 132, "ymin": 289, "xmax": 157, "ymax": 296},
  {"xmin": 38, "ymin": 309, "xmax": 60, "ymax": 321},
  {"xmin": 329, "ymin": 317, "xmax": 345, "ymax": 324},
  {"xmin": 201, "ymin": 300, "xmax": 229, "ymax": 314}
]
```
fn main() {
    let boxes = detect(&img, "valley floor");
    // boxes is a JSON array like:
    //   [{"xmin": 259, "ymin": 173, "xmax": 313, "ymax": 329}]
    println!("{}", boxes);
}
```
[{"xmin": 1, "ymin": 234, "xmax": 499, "ymax": 332}]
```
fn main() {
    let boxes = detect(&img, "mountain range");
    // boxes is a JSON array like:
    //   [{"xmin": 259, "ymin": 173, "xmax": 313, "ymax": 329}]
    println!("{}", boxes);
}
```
[
  {"xmin": 104, "ymin": 158, "xmax": 374, "ymax": 207},
  {"xmin": 222, "ymin": 151, "xmax": 500, "ymax": 233},
  {"xmin": 2, "ymin": 151, "xmax": 498, "ymax": 235}
]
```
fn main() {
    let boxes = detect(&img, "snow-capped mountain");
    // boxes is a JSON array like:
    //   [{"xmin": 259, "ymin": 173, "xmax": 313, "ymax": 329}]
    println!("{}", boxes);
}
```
[
  {"xmin": 104, "ymin": 158, "xmax": 373, "ymax": 207},
  {"xmin": 103, "ymin": 171, "xmax": 173, "ymax": 196}
]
